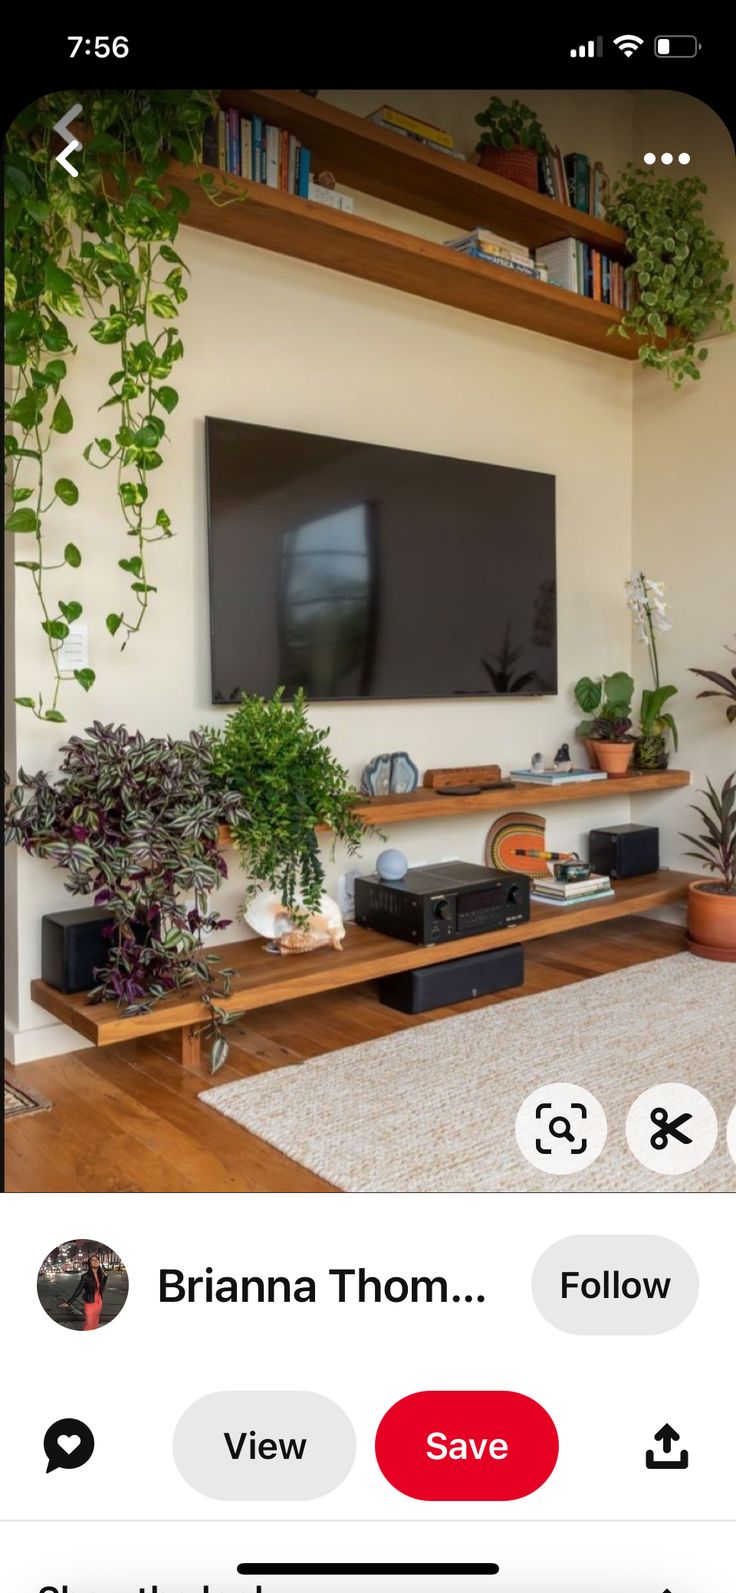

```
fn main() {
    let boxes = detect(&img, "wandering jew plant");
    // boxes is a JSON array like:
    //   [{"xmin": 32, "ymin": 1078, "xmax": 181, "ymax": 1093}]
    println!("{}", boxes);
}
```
[{"xmin": 4, "ymin": 722, "xmax": 248, "ymax": 1069}]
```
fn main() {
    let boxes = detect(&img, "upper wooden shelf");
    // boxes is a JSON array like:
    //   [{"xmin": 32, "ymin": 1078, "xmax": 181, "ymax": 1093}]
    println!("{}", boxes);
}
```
[
  {"xmin": 218, "ymin": 769, "xmax": 690, "ymax": 844},
  {"xmin": 221, "ymin": 90, "xmax": 629, "ymax": 256},
  {"xmin": 156, "ymin": 92, "xmax": 638, "ymax": 359}
]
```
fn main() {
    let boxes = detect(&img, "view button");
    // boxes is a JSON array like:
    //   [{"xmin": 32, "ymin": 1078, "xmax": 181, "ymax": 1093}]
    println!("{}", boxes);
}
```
[{"xmin": 375, "ymin": 1390, "xmax": 559, "ymax": 1501}]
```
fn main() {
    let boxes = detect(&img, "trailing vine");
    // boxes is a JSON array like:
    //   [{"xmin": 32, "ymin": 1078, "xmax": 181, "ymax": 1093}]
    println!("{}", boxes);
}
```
[
  {"xmin": 607, "ymin": 164, "xmax": 734, "ymax": 386},
  {"xmin": 5, "ymin": 90, "xmax": 229, "ymax": 718}
]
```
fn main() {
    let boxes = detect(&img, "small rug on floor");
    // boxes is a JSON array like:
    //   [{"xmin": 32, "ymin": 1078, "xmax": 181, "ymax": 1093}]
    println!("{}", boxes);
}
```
[
  {"xmin": 199, "ymin": 954, "xmax": 736, "ymax": 1193},
  {"xmin": 4, "ymin": 1077, "xmax": 52, "ymax": 1121}
]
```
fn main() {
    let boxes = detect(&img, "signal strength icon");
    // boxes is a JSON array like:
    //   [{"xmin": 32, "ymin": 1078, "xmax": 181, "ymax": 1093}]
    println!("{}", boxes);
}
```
[
  {"xmin": 613, "ymin": 33, "xmax": 644, "ymax": 55},
  {"xmin": 570, "ymin": 36, "xmax": 603, "ymax": 57}
]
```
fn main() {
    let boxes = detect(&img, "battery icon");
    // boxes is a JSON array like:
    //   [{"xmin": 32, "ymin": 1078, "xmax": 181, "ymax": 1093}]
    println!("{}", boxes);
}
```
[{"xmin": 655, "ymin": 34, "xmax": 700, "ymax": 56}]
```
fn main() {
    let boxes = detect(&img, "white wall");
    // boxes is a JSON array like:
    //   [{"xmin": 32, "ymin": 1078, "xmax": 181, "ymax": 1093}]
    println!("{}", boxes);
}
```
[{"xmin": 5, "ymin": 88, "xmax": 734, "ymax": 1061}]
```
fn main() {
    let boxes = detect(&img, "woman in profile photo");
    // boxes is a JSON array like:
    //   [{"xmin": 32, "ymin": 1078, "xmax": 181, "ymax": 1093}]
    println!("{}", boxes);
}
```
[{"xmin": 61, "ymin": 1253, "xmax": 107, "ymax": 1331}]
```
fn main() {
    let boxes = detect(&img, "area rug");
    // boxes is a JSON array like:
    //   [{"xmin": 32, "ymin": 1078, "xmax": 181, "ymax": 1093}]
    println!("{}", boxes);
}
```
[
  {"xmin": 4, "ymin": 1077, "xmax": 52, "ymax": 1121},
  {"xmin": 199, "ymin": 954, "xmax": 736, "ymax": 1193}
]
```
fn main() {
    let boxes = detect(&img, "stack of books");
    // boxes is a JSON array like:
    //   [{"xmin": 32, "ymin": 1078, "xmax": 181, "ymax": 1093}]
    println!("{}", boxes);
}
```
[
  {"xmin": 368, "ymin": 104, "xmax": 466, "ymax": 161},
  {"xmin": 535, "ymin": 239, "xmax": 632, "ymax": 308},
  {"xmin": 443, "ymin": 229, "xmax": 549, "ymax": 283},
  {"xmin": 531, "ymin": 873, "xmax": 615, "ymax": 908},
  {"xmin": 540, "ymin": 150, "xmax": 610, "ymax": 219},
  {"xmin": 509, "ymin": 768, "xmax": 607, "ymax": 785},
  {"xmin": 202, "ymin": 110, "xmax": 311, "ymax": 197}
]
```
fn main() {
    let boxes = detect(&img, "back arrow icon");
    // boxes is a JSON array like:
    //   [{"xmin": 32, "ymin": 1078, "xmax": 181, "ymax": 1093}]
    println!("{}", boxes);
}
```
[{"xmin": 52, "ymin": 104, "xmax": 83, "ymax": 176}]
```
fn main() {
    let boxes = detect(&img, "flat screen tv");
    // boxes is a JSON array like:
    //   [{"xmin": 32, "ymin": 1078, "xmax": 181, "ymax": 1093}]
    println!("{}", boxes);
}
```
[{"xmin": 206, "ymin": 417, "xmax": 557, "ymax": 703}]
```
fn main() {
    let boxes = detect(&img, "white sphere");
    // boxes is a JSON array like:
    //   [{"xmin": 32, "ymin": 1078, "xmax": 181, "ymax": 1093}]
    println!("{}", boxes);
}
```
[{"xmin": 376, "ymin": 848, "xmax": 408, "ymax": 881}]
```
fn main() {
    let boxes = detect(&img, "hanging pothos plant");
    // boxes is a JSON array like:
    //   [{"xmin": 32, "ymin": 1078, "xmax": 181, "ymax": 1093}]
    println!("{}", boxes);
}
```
[
  {"xmin": 5, "ymin": 89, "xmax": 233, "ymax": 721},
  {"xmin": 607, "ymin": 164, "xmax": 733, "ymax": 386}
]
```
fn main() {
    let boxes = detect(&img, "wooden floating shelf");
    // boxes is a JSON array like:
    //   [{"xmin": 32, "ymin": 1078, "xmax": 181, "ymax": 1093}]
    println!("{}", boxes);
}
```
[
  {"xmin": 156, "ymin": 89, "xmax": 639, "ymax": 359},
  {"xmin": 218, "ymin": 769, "xmax": 691, "ymax": 845},
  {"xmin": 31, "ymin": 872, "xmax": 695, "ymax": 1049}
]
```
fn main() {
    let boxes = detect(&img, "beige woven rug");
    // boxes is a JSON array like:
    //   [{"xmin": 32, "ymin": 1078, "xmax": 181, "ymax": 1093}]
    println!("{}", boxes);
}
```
[{"xmin": 200, "ymin": 954, "xmax": 736, "ymax": 1192}]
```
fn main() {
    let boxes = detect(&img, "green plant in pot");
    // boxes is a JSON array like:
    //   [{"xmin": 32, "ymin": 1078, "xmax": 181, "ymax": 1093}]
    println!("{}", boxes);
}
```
[
  {"xmin": 625, "ymin": 571, "xmax": 679, "ymax": 768},
  {"xmin": 214, "ymin": 688, "xmax": 369, "ymax": 927},
  {"xmin": 606, "ymin": 164, "xmax": 733, "ymax": 386},
  {"xmin": 589, "ymin": 714, "xmax": 635, "ymax": 778},
  {"xmin": 573, "ymin": 671, "xmax": 634, "ymax": 767},
  {"xmin": 4, "ymin": 722, "xmax": 248, "ymax": 1070},
  {"xmin": 681, "ymin": 772, "xmax": 736, "ymax": 960},
  {"xmin": 474, "ymin": 96, "xmax": 549, "ymax": 191}
]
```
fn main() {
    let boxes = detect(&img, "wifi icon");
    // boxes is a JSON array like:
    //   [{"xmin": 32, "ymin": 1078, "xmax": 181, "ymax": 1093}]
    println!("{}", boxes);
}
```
[{"xmin": 614, "ymin": 33, "xmax": 644, "ymax": 56}]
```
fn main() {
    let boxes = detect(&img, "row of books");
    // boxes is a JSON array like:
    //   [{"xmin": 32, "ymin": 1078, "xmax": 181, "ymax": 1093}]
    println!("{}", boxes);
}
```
[
  {"xmin": 202, "ymin": 111, "xmax": 311, "ymax": 196},
  {"xmin": 367, "ymin": 103, "xmax": 466, "ymax": 161},
  {"xmin": 444, "ymin": 228, "xmax": 549, "ymax": 283},
  {"xmin": 531, "ymin": 872, "xmax": 614, "ymax": 908},
  {"xmin": 535, "ymin": 239, "xmax": 634, "ymax": 308},
  {"xmin": 509, "ymin": 767, "xmax": 606, "ymax": 785},
  {"xmin": 541, "ymin": 149, "xmax": 611, "ymax": 219}
]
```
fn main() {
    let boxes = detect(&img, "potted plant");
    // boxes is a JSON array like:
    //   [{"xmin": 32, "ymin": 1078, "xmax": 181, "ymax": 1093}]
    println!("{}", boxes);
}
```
[
  {"xmin": 474, "ymin": 96, "xmax": 550, "ymax": 191},
  {"xmin": 681, "ymin": 773, "xmax": 736, "ymax": 960},
  {"xmin": 589, "ymin": 714, "xmax": 636, "ymax": 777},
  {"xmin": 606, "ymin": 164, "xmax": 734, "ymax": 386},
  {"xmin": 690, "ymin": 638, "xmax": 736, "ymax": 724},
  {"xmin": 573, "ymin": 671, "xmax": 634, "ymax": 767},
  {"xmin": 214, "ymin": 687, "xmax": 368, "ymax": 925},
  {"xmin": 625, "ymin": 571, "xmax": 679, "ymax": 768},
  {"xmin": 4, "ymin": 722, "xmax": 247, "ymax": 1068}
]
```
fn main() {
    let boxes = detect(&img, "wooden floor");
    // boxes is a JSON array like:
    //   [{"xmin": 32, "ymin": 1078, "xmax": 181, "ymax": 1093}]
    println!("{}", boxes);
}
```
[{"xmin": 5, "ymin": 919, "xmax": 684, "ymax": 1194}]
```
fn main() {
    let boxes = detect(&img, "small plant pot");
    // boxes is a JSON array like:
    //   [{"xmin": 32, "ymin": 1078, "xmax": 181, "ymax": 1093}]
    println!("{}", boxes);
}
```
[
  {"xmin": 686, "ymin": 880, "xmax": 736, "ymax": 961},
  {"xmin": 583, "ymin": 738, "xmax": 600, "ymax": 770},
  {"xmin": 633, "ymin": 733, "xmax": 669, "ymax": 771},
  {"xmin": 478, "ymin": 145, "xmax": 539, "ymax": 190},
  {"xmin": 594, "ymin": 740, "xmax": 635, "ymax": 778}
]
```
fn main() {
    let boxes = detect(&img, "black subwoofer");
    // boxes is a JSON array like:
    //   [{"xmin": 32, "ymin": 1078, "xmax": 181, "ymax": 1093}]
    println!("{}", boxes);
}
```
[
  {"xmin": 588, "ymin": 823, "xmax": 660, "ymax": 879},
  {"xmin": 378, "ymin": 942, "xmax": 524, "ymax": 1015},
  {"xmin": 41, "ymin": 907, "xmax": 115, "ymax": 994}
]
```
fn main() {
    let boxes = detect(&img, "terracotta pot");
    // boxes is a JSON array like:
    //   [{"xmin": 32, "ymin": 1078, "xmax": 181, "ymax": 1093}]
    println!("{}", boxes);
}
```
[
  {"xmin": 583, "ymin": 738, "xmax": 600, "ymax": 770},
  {"xmin": 478, "ymin": 145, "xmax": 539, "ymax": 190},
  {"xmin": 594, "ymin": 740, "xmax": 635, "ymax": 777},
  {"xmin": 686, "ymin": 880, "xmax": 736, "ymax": 960}
]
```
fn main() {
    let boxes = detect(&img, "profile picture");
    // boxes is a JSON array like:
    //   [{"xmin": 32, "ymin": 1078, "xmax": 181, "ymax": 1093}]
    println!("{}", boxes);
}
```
[{"xmin": 37, "ymin": 1239, "xmax": 128, "ymax": 1332}]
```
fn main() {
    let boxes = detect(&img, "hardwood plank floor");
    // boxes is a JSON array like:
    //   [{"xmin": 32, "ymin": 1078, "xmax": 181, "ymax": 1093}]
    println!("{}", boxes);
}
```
[{"xmin": 5, "ymin": 919, "xmax": 685, "ymax": 1194}]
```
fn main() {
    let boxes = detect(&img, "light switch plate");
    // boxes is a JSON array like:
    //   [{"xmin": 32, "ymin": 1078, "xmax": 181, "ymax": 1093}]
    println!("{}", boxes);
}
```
[{"xmin": 58, "ymin": 622, "xmax": 88, "ymax": 671}]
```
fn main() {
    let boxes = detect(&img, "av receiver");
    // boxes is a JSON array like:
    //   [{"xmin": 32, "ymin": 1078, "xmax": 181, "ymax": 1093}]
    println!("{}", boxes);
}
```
[{"xmin": 354, "ymin": 860, "xmax": 530, "ymax": 946}]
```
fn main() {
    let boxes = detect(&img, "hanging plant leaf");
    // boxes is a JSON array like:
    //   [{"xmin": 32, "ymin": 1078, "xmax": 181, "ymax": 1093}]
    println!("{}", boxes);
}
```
[
  {"xmin": 64, "ymin": 543, "xmax": 82, "ymax": 567},
  {"xmin": 50, "ymin": 396, "xmax": 73, "ymax": 434},
  {"xmin": 55, "ymin": 477, "xmax": 79, "ymax": 505}
]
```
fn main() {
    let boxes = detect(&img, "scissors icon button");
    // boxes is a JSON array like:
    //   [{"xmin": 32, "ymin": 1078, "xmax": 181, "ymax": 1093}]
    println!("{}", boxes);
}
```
[{"xmin": 649, "ymin": 1107, "xmax": 693, "ymax": 1150}]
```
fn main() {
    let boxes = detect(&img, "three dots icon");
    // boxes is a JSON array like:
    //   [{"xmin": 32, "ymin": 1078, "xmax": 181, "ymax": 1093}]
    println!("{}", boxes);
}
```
[{"xmin": 643, "ymin": 152, "xmax": 691, "ymax": 166}]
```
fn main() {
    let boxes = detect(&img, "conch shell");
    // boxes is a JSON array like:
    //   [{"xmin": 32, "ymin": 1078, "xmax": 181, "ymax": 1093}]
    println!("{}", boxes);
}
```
[
  {"xmin": 244, "ymin": 888, "xmax": 345, "ymax": 954},
  {"xmin": 278, "ymin": 914, "xmax": 345, "ymax": 955}
]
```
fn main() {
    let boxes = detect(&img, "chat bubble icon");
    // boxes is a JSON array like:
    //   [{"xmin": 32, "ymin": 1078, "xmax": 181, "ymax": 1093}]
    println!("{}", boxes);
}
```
[
  {"xmin": 44, "ymin": 1417, "xmax": 95, "ymax": 1472},
  {"xmin": 173, "ymin": 1391, "xmax": 356, "ymax": 1500},
  {"xmin": 532, "ymin": 1235, "xmax": 698, "ymax": 1334}
]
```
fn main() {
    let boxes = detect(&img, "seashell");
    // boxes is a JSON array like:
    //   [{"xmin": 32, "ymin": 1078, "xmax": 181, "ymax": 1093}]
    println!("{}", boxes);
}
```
[
  {"xmin": 278, "ymin": 927, "xmax": 337, "ymax": 955},
  {"xmin": 245, "ymin": 888, "xmax": 345, "ymax": 951}
]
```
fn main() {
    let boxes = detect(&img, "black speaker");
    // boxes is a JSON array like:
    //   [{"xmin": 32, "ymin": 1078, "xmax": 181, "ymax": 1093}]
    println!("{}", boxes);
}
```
[
  {"xmin": 41, "ymin": 907, "xmax": 116, "ymax": 994},
  {"xmin": 378, "ymin": 942, "xmax": 524, "ymax": 1015},
  {"xmin": 588, "ymin": 823, "xmax": 660, "ymax": 880}
]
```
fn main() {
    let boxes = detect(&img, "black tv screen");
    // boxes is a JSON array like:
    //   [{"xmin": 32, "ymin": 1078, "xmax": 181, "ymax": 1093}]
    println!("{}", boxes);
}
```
[{"xmin": 206, "ymin": 417, "xmax": 557, "ymax": 703}]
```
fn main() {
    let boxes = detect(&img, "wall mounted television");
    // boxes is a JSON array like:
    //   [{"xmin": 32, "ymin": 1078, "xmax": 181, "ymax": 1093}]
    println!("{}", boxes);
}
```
[{"xmin": 206, "ymin": 417, "xmax": 557, "ymax": 704}]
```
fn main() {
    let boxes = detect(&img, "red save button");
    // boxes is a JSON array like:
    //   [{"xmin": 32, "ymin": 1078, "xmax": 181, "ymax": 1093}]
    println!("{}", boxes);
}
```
[{"xmin": 375, "ymin": 1390, "xmax": 559, "ymax": 1501}]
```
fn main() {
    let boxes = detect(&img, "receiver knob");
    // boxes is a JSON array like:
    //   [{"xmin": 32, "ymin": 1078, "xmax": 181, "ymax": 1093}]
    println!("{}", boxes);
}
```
[
  {"xmin": 507, "ymin": 884, "xmax": 520, "ymax": 904},
  {"xmin": 433, "ymin": 896, "xmax": 451, "ymax": 920}
]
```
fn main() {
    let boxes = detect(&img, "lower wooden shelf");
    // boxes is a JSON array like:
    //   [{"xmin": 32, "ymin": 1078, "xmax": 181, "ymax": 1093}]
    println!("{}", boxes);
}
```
[{"xmin": 31, "ymin": 870, "xmax": 693, "ymax": 1054}]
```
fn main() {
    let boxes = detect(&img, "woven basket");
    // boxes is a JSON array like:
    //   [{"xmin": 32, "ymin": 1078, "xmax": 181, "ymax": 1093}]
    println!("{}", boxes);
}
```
[{"xmin": 478, "ymin": 146, "xmax": 539, "ymax": 190}]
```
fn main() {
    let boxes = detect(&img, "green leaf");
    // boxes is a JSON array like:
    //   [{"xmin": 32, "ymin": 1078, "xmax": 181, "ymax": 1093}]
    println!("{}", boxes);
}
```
[
  {"xmin": 106, "ymin": 612, "xmax": 123, "ymax": 636},
  {"xmin": 131, "ymin": 581, "xmax": 157, "ymax": 593},
  {"xmin": 90, "ymin": 314, "xmax": 128, "ymax": 345},
  {"xmin": 5, "ymin": 507, "xmax": 39, "ymax": 533},
  {"xmin": 74, "ymin": 668, "xmax": 96, "ymax": 692},
  {"xmin": 154, "ymin": 385, "xmax": 179, "ymax": 413},
  {"xmin": 14, "ymin": 696, "xmax": 36, "ymax": 708},
  {"xmin": 574, "ymin": 676, "xmax": 602, "ymax": 714},
  {"xmin": 5, "ymin": 268, "xmax": 18, "ymax": 307},
  {"xmin": 119, "ymin": 481, "xmax": 148, "ymax": 507},
  {"xmin": 42, "ymin": 619, "xmax": 69, "ymax": 640},
  {"xmin": 11, "ymin": 487, "xmax": 33, "ymax": 503},
  {"xmin": 44, "ymin": 261, "xmax": 74, "ymax": 295},
  {"xmin": 43, "ymin": 358, "xmax": 67, "ymax": 390},
  {"xmin": 50, "ymin": 396, "xmax": 73, "ymax": 434},
  {"xmin": 64, "ymin": 543, "xmax": 82, "ymax": 568},
  {"xmin": 54, "ymin": 477, "xmax": 79, "ymax": 506},
  {"xmin": 15, "ymin": 560, "xmax": 40, "ymax": 570},
  {"xmin": 150, "ymin": 294, "xmax": 178, "ymax": 319},
  {"xmin": 119, "ymin": 556, "xmax": 143, "ymax": 576},
  {"xmin": 94, "ymin": 240, "xmax": 130, "ymax": 263},
  {"xmin": 58, "ymin": 600, "xmax": 83, "ymax": 624},
  {"xmin": 43, "ymin": 709, "xmax": 66, "ymax": 722}
]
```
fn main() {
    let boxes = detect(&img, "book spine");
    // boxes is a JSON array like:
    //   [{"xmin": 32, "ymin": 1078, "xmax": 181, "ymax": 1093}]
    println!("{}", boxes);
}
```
[
  {"xmin": 463, "ymin": 249, "xmax": 545, "ymax": 279},
  {"xmin": 217, "ymin": 110, "xmax": 227, "ymax": 172},
  {"xmin": 240, "ymin": 118, "xmax": 252, "ymax": 181},
  {"xmin": 298, "ymin": 146, "xmax": 310, "ymax": 198},
  {"xmin": 288, "ymin": 135, "xmax": 298, "ymax": 195},
  {"xmin": 601, "ymin": 254, "xmax": 611, "ymax": 304},
  {"xmin": 251, "ymin": 115, "xmax": 263, "ymax": 183},
  {"xmin": 201, "ymin": 114, "xmax": 218, "ymax": 169},
  {"xmin": 265, "ymin": 125, "xmax": 279, "ymax": 188},
  {"xmin": 278, "ymin": 127, "xmax": 288, "ymax": 190},
  {"xmin": 592, "ymin": 249, "xmax": 602, "ymax": 301},
  {"xmin": 227, "ymin": 107, "xmax": 240, "ymax": 175},
  {"xmin": 380, "ymin": 106, "xmax": 453, "ymax": 148}
]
